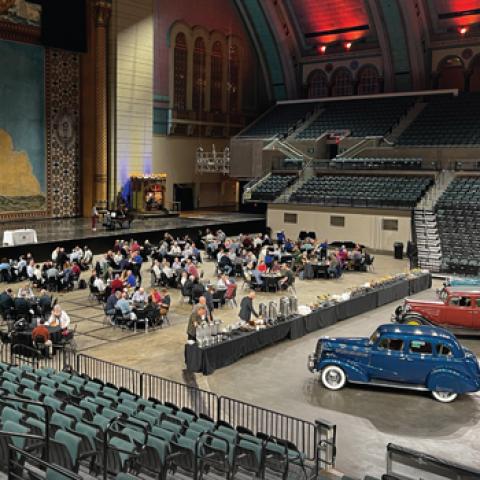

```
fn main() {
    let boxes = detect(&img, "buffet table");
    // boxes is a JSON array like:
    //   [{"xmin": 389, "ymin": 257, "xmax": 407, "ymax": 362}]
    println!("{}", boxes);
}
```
[{"xmin": 185, "ymin": 273, "xmax": 432, "ymax": 375}]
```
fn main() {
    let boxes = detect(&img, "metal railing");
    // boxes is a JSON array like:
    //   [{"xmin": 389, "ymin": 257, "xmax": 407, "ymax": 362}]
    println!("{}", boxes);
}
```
[
  {"xmin": 8, "ymin": 445, "xmax": 82, "ymax": 480},
  {"xmin": 218, "ymin": 395, "xmax": 319, "ymax": 462},
  {"xmin": 0, "ymin": 348, "xmax": 337, "ymax": 472},
  {"xmin": 76, "ymin": 354, "xmax": 142, "ymax": 394},
  {"xmin": 142, "ymin": 372, "xmax": 218, "ymax": 420},
  {"xmin": 386, "ymin": 443, "xmax": 480, "ymax": 480},
  {"xmin": 1, "ymin": 343, "xmax": 76, "ymax": 372}
]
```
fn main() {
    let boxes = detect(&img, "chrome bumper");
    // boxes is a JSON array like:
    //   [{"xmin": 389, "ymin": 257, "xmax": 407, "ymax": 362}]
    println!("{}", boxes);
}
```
[{"xmin": 308, "ymin": 354, "xmax": 317, "ymax": 373}]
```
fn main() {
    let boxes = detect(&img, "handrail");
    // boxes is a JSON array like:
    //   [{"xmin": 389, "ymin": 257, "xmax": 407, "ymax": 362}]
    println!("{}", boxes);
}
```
[
  {"xmin": 0, "ymin": 395, "xmax": 51, "ymax": 461},
  {"xmin": 8, "ymin": 444, "xmax": 82, "ymax": 479}
]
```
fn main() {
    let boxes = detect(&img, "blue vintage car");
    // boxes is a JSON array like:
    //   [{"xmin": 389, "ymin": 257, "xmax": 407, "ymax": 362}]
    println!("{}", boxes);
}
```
[{"xmin": 308, "ymin": 324, "xmax": 480, "ymax": 402}]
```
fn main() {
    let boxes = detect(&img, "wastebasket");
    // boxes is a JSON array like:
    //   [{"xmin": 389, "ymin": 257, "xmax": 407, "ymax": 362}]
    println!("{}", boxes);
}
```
[{"xmin": 394, "ymin": 242, "xmax": 404, "ymax": 260}]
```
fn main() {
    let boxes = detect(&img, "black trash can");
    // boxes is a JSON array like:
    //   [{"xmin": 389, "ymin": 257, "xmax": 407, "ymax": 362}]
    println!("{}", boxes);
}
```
[{"xmin": 394, "ymin": 242, "xmax": 404, "ymax": 260}]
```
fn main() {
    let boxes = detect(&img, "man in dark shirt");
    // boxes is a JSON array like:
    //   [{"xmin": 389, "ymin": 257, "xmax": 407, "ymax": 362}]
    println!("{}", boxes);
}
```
[
  {"xmin": 0, "ymin": 288, "xmax": 14, "ymax": 319},
  {"xmin": 238, "ymin": 291, "xmax": 259, "ymax": 324},
  {"xmin": 106, "ymin": 290, "xmax": 121, "ymax": 315},
  {"xmin": 14, "ymin": 293, "xmax": 31, "ymax": 319},
  {"xmin": 38, "ymin": 289, "xmax": 53, "ymax": 316},
  {"xmin": 186, "ymin": 304, "xmax": 206, "ymax": 341}
]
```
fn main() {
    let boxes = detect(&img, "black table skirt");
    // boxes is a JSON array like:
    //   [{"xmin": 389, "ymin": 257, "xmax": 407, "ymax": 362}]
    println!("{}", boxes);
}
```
[{"xmin": 186, "ymin": 274, "xmax": 432, "ymax": 375}]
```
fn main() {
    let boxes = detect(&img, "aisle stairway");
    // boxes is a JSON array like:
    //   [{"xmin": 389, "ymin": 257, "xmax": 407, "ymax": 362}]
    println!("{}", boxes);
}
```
[{"xmin": 413, "ymin": 171, "xmax": 456, "ymax": 272}]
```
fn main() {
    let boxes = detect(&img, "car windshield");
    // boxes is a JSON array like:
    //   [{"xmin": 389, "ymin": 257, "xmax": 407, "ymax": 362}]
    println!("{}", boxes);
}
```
[{"xmin": 369, "ymin": 329, "xmax": 380, "ymax": 345}]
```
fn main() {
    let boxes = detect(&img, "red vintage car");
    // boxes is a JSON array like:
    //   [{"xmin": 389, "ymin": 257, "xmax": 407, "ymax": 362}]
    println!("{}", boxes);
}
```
[{"xmin": 394, "ymin": 286, "xmax": 480, "ymax": 332}]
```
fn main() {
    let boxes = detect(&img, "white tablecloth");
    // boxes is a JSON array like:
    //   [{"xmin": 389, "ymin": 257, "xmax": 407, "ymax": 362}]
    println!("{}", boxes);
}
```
[{"xmin": 3, "ymin": 229, "xmax": 38, "ymax": 246}]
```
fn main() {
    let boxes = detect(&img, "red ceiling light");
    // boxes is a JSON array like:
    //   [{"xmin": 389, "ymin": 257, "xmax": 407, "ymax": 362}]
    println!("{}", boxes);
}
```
[
  {"xmin": 459, "ymin": 26, "xmax": 468, "ymax": 35},
  {"xmin": 319, "ymin": 45, "xmax": 327, "ymax": 54},
  {"xmin": 344, "ymin": 41, "xmax": 352, "ymax": 50}
]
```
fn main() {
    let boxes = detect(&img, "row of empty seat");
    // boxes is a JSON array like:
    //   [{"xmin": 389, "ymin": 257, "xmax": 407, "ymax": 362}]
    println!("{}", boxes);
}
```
[
  {"xmin": 332, "ymin": 158, "xmax": 423, "ymax": 170},
  {"xmin": 290, "ymin": 175, "xmax": 433, "ymax": 209},
  {"xmin": 297, "ymin": 97, "xmax": 414, "ymax": 139},
  {"xmin": 0, "ymin": 361, "xmax": 309, "ymax": 480},
  {"xmin": 249, "ymin": 174, "xmax": 297, "ymax": 201},
  {"xmin": 398, "ymin": 93, "xmax": 480, "ymax": 146},
  {"xmin": 436, "ymin": 177, "xmax": 480, "ymax": 273}
]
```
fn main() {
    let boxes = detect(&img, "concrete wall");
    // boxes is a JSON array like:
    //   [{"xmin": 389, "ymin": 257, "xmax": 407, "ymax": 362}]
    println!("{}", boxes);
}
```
[
  {"xmin": 267, "ymin": 204, "xmax": 411, "ymax": 253},
  {"xmin": 110, "ymin": 0, "xmax": 154, "ymax": 193},
  {"xmin": 152, "ymin": 136, "xmax": 236, "ymax": 208}
]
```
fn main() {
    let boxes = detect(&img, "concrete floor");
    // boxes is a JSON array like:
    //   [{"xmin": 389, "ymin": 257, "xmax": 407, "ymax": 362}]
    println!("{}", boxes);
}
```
[{"xmin": 37, "ymin": 255, "xmax": 480, "ymax": 479}]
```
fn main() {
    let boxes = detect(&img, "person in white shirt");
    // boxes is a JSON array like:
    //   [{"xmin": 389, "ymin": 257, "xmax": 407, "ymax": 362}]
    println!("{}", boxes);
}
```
[
  {"xmin": 47, "ymin": 304, "xmax": 70, "ymax": 330},
  {"xmin": 93, "ymin": 276, "xmax": 106, "ymax": 293},
  {"xmin": 26, "ymin": 260, "xmax": 35, "ymax": 279},
  {"xmin": 51, "ymin": 247, "xmax": 59, "ymax": 263},
  {"xmin": 83, "ymin": 247, "xmax": 93, "ymax": 265},
  {"xmin": 169, "ymin": 242, "xmax": 182, "ymax": 256},
  {"xmin": 132, "ymin": 287, "xmax": 147, "ymax": 305},
  {"xmin": 18, "ymin": 284, "xmax": 34, "ymax": 299},
  {"xmin": 152, "ymin": 260, "xmax": 162, "ymax": 280}
]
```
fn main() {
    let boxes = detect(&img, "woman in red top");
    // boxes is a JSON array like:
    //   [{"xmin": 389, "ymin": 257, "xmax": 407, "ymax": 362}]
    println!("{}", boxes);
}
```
[
  {"xmin": 150, "ymin": 288, "xmax": 162, "ymax": 304},
  {"xmin": 257, "ymin": 261, "xmax": 267, "ymax": 273}
]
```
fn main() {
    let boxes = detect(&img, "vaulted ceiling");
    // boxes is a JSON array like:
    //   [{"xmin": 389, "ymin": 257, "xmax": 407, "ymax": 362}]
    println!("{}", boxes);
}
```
[{"xmin": 235, "ymin": 0, "xmax": 480, "ymax": 100}]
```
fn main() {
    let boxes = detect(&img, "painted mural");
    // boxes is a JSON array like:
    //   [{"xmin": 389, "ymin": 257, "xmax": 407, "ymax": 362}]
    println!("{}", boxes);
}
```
[
  {"xmin": 0, "ymin": 39, "xmax": 46, "ymax": 213},
  {"xmin": 0, "ymin": 0, "xmax": 41, "ymax": 27}
]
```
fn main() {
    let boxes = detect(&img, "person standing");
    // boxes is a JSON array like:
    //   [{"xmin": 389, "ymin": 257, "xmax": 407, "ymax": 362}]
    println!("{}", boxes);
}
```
[
  {"xmin": 187, "ymin": 304, "xmax": 206, "ymax": 341},
  {"xmin": 91, "ymin": 204, "xmax": 99, "ymax": 231},
  {"xmin": 238, "ymin": 290, "xmax": 259, "ymax": 324}
]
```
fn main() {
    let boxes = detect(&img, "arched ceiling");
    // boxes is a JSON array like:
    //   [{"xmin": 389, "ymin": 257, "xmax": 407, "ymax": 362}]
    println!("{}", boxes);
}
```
[{"xmin": 235, "ymin": 0, "xmax": 480, "ymax": 100}]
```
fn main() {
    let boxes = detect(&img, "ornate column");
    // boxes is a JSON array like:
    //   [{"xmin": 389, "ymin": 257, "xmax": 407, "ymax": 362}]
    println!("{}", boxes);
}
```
[{"xmin": 94, "ymin": 0, "xmax": 112, "ymax": 207}]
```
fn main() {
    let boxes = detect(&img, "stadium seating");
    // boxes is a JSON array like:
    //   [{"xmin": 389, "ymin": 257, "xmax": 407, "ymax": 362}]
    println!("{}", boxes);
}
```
[
  {"xmin": 249, "ymin": 174, "xmax": 297, "ymax": 201},
  {"xmin": 435, "ymin": 177, "xmax": 480, "ymax": 274},
  {"xmin": 239, "ymin": 102, "xmax": 315, "ymax": 138},
  {"xmin": 297, "ymin": 97, "xmax": 414, "ymax": 139},
  {"xmin": 398, "ymin": 93, "xmax": 480, "ymax": 146},
  {"xmin": 0, "ymin": 361, "xmax": 308, "ymax": 479},
  {"xmin": 332, "ymin": 158, "xmax": 422, "ymax": 170},
  {"xmin": 290, "ymin": 175, "xmax": 433, "ymax": 208}
]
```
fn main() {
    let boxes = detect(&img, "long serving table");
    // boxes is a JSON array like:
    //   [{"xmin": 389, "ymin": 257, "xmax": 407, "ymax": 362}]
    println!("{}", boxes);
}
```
[{"xmin": 185, "ymin": 273, "xmax": 432, "ymax": 375}]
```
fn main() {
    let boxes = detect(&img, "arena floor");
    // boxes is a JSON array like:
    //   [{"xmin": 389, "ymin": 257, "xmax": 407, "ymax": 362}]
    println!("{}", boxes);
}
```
[{"xmin": 43, "ymin": 253, "xmax": 480, "ymax": 478}]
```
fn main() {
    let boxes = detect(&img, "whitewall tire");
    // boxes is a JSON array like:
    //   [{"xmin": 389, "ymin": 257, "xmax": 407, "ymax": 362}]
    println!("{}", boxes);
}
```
[
  {"xmin": 321, "ymin": 365, "xmax": 347, "ymax": 391},
  {"xmin": 432, "ymin": 391, "xmax": 458, "ymax": 403}
]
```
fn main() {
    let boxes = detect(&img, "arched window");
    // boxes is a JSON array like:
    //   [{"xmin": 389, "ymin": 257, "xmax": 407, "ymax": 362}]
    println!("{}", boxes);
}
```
[
  {"xmin": 331, "ymin": 68, "xmax": 353, "ymax": 96},
  {"xmin": 192, "ymin": 37, "xmax": 206, "ymax": 112},
  {"xmin": 437, "ymin": 56, "xmax": 465, "ymax": 91},
  {"xmin": 357, "ymin": 65, "xmax": 380, "ymax": 95},
  {"xmin": 173, "ymin": 33, "xmax": 188, "ymax": 111},
  {"xmin": 228, "ymin": 44, "xmax": 240, "ymax": 113},
  {"xmin": 468, "ymin": 55, "xmax": 480, "ymax": 92},
  {"xmin": 210, "ymin": 41, "xmax": 223, "ymax": 112},
  {"xmin": 308, "ymin": 70, "xmax": 328, "ymax": 98}
]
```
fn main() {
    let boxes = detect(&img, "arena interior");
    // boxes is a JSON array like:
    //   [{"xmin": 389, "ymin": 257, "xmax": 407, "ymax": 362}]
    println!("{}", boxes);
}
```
[{"xmin": 0, "ymin": 1, "xmax": 480, "ymax": 479}]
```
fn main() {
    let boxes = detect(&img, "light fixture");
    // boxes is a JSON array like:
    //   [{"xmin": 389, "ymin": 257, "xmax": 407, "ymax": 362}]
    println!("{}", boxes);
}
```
[
  {"xmin": 459, "ymin": 26, "xmax": 468, "ymax": 35},
  {"xmin": 344, "ymin": 42, "xmax": 352, "ymax": 50},
  {"xmin": 319, "ymin": 45, "xmax": 327, "ymax": 54}
]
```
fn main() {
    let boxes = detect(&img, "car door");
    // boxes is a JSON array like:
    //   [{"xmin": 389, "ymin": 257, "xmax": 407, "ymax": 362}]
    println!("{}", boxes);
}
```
[
  {"xmin": 404, "ymin": 338, "xmax": 435, "ymax": 385},
  {"xmin": 369, "ymin": 335, "xmax": 407, "ymax": 382},
  {"xmin": 472, "ymin": 298, "xmax": 480, "ymax": 330},
  {"xmin": 441, "ymin": 295, "xmax": 474, "ymax": 328}
]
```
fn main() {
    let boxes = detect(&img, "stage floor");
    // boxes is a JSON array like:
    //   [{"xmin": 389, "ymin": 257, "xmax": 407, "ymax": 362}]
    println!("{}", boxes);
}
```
[
  {"xmin": 0, "ymin": 211, "xmax": 266, "ymax": 261},
  {"xmin": 0, "ymin": 211, "xmax": 264, "ymax": 245}
]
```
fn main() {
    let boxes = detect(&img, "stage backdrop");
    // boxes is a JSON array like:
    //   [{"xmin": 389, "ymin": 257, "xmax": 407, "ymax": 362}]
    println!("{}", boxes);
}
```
[
  {"xmin": 0, "ymin": 27, "xmax": 81, "ymax": 220},
  {"xmin": 0, "ymin": 39, "xmax": 46, "ymax": 214}
]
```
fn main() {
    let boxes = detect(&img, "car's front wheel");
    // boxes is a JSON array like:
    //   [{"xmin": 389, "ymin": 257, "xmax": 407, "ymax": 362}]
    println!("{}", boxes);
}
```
[
  {"xmin": 402, "ymin": 314, "xmax": 428, "ymax": 326},
  {"xmin": 431, "ymin": 390, "xmax": 458, "ymax": 403},
  {"xmin": 321, "ymin": 365, "xmax": 347, "ymax": 391}
]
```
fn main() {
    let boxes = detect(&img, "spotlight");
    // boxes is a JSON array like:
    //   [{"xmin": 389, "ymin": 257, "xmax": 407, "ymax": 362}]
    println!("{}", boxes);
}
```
[
  {"xmin": 319, "ymin": 45, "xmax": 327, "ymax": 54},
  {"xmin": 459, "ymin": 26, "xmax": 468, "ymax": 35},
  {"xmin": 344, "ymin": 42, "xmax": 352, "ymax": 50}
]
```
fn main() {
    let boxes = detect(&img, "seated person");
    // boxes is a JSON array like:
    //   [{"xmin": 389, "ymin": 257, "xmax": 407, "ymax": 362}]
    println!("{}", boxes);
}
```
[
  {"xmin": 278, "ymin": 264, "xmax": 294, "ymax": 290},
  {"xmin": 125, "ymin": 270, "xmax": 137, "ymax": 289},
  {"xmin": 106, "ymin": 290, "xmax": 121, "ymax": 316},
  {"xmin": 132, "ymin": 287, "xmax": 148, "ymax": 306},
  {"xmin": 32, "ymin": 319, "xmax": 53, "ymax": 356},
  {"xmin": 47, "ymin": 304, "xmax": 71, "ymax": 331},
  {"xmin": 14, "ymin": 292, "xmax": 32, "ymax": 320},
  {"xmin": 191, "ymin": 278, "xmax": 205, "ymax": 304},
  {"xmin": 38, "ymin": 289, "xmax": 53, "ymax": 317},
  {"xmin": 0, "ymin": 288, "xmax": 14, "ymax": 320},
  {"xmin": 115, "ymin": 291, "xmax": 137, "ymax": 322}
]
